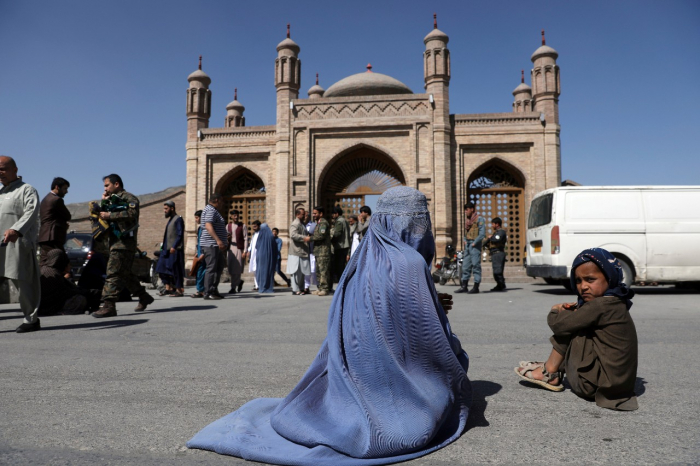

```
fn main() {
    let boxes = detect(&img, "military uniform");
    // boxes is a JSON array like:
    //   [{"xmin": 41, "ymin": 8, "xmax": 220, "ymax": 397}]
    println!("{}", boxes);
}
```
[
  {"xmin": 94, "ymin": 190, "xmax": 153, "ymax": 317},
  {"xmin": 485, "ymin": 227, "xmax": 508, "ymax": 291},
  {"xmin": 311, "ymin": 217, "xmax": 332, "ymax": 294}
]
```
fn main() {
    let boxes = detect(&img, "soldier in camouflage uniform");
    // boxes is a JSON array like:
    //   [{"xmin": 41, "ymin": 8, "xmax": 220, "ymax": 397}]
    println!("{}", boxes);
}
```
[
  {"xmin": 311, "ymin": 206, "xmax": 332, "ymax": 296},
  {"xmin": 92, "ymin": 174, "xmax": 154, "ymax": 318}
]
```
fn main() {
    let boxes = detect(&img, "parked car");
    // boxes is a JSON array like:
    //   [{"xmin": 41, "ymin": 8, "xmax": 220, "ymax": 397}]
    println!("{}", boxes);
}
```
[
  {"xmin": 526, "ymin": 186, "xmax": 700, "ymax": 289},
  {"xmin": 63, "ymin": 232, "xmax": 154, "ymax": 285}
]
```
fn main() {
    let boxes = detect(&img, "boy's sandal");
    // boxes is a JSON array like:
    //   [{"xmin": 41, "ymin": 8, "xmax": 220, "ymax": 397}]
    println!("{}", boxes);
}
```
[
  {"xmin": 515, "ymin": 365, "xmax": 565, "ymax": 392},
  {"xmin": 518, "ymin": 361, "xmax": 545, "ymax": 369}
]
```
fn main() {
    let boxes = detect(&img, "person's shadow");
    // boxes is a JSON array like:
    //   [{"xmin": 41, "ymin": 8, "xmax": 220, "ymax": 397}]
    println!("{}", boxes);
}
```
[
  {"xmin": 635, "ymin": 377, "xmax": 647, "ymax": 396},
  {"xmin": 465, "ymin": 380, "xmax": 502, "ymax": 429}
]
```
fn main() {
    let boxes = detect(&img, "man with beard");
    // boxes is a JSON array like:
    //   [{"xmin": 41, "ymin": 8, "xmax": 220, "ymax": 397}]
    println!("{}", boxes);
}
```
[
  {"xmin": 0, "ymin": 156, "xmax": 42, "ymax": 332},
  {"xmin": 226, "ymin": 209, "xmax": 247, "ymax": 294},
  {"xmin": 155, "ymin": 200, "xmax": 185, "ymax": 296},
  {"xmin": 92, "ymin": 174, "xmax": 154, "ymax": 317},
  {"xmin": 247, "ymin": 220, "xmax": 261, "ymax": 291},
  {"xmin": 287, "ymin": 208, "xmax": 310, "ymax": 295},
  {"xmin": 38, "ymin": 177, "xmax": 72, "ymax": 266},
  {"xmin": 310, "ymin": 206, "xmax": 332, "ymax": 296},
  {"xmin": 330, "ymin": 206, "xmax": 351, "ymax": 283}
]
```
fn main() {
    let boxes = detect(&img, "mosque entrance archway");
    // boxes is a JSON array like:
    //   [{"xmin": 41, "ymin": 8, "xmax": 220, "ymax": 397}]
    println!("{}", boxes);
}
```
[
  {"xmin": 319, "ymin": 147, "xmax": 405, "ymax": 216},
  {"xmin": 467, "ymin": 161, "xmax": 525, "ymax": 265},
  {"xmin": 220, "ymin": 169, "xmax": 266, "ymax": 236}
]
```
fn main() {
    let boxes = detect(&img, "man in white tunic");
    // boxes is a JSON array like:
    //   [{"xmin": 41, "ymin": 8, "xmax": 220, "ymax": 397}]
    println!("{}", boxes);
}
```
[
  {"xmin": 247, "ymin": 220, "xmax": 261, "ymax": 290},
  {"xmin": 0, "ymin": 156, "xmax": 42, "ymax": 333},
  {"xmin": 287, "ymin": 208, "xmax": 311, "ymax": 295},
  {"xmin": 303, "ymin": 211, "xmax": 317, "ymax": 293}
]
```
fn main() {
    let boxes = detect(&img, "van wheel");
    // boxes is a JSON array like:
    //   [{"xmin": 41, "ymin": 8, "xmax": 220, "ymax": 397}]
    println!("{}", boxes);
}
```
[
  {"xmin": 615, "ymin": 257, "xmax": 634, "ymax": 288},
  {"xmin": 544, "ymin": 277, "xmax": 559, "ymax": 285}
]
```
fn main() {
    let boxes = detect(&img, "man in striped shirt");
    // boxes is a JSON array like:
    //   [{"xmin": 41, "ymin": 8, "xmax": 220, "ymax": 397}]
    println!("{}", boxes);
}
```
[{"xmin": 200, "ymin": 193, "xmax": 227, "ymax": 300}]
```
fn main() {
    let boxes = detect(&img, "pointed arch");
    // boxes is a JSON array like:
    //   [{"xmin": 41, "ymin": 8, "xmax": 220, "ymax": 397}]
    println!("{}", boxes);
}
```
[{"xmin": 216, "ymin": 166, "xmax": 266, "ymax": 236}]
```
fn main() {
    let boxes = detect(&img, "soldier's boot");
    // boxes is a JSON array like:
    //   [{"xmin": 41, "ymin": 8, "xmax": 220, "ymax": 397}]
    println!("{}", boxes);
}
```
[
  {"xmin": 317, "ymin": 290, "xmax": 329, "ymax": 296},
  {"xmin": 468, "ymin": 282, "xmax": 480, "ymax": 294},
  {"xmin": 93, "ymin": 300, "xmax": 117, "ymax": 318},
  {"xmin": 454, "ymin": 281, "xmax": 469, "ymax": 294},
  {"xmin": 135, "ymin": 290, "xmax": 155, "ymax": 312}
]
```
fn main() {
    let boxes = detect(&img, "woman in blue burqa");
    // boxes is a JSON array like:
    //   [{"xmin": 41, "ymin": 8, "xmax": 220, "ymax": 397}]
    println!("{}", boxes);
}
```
[
  {"xmin": 255, "ymin": 223, "xmax": 279, "ymax": 293},
  {"xmin": 188, "ymin": 187, "xmax": 472, "ymax": 465}
]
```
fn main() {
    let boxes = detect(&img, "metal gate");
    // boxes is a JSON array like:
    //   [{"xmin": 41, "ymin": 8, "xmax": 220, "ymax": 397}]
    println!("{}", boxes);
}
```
[{"xmin": 222, "ymin": 172, "xmax": 266, "ymax": 237}]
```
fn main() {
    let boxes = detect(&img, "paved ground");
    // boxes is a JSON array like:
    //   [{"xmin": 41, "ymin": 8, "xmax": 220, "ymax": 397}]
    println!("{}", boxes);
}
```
[{"xmin": 1, "ymin": 279, "xmax": 699, "ymax": 465}]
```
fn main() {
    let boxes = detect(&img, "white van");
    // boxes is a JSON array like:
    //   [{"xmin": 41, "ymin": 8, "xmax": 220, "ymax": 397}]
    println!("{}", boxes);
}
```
[{"xmin": 526, "ymin": 186, "xmax": 700, "ymax": 288}]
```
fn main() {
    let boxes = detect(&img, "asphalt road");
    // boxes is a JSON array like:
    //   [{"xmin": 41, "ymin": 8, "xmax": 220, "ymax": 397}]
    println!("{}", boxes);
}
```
[{"xmin": 1, "ymin": 280, "xmax": 699, "ymax": 465}]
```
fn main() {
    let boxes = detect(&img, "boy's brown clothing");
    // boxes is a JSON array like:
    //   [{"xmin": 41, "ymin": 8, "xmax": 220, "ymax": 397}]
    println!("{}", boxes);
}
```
[{"xmin": 548, "ymin": 296, "xmax": 638, "ymax": 411}]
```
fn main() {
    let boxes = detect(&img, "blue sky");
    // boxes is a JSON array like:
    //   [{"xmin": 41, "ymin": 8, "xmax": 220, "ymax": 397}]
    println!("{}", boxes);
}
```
[{"xmin": 1, "ymin": 0, "xmax": 698, "ymax": 203}]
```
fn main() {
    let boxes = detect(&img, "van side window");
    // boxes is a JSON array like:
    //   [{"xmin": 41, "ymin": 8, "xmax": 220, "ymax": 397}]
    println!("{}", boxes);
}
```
[{"xmin": 528, "ymin": 193, "xmax": 553, "ymax": 228}]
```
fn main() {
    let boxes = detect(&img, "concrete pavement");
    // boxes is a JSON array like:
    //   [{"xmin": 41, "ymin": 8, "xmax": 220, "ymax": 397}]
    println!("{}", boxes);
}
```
[{"xmin": 1, "ymin": 281, "xmax": 699, "ymax": 464}]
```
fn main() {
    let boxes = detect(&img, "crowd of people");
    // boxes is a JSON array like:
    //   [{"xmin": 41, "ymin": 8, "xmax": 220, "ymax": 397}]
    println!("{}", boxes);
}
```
[{"xmin": 1, "ymin": 155, "xmax": 639, "ymax": 465}]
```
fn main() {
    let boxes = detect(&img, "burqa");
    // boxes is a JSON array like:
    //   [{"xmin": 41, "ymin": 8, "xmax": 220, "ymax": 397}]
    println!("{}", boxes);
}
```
[
  {"xmin": 255, "ymin": 223, "xmax": 278, "ymax": 293},
  {"xmin": 187, "ymin": 187, "xmax": 472, "ymax": 465}
]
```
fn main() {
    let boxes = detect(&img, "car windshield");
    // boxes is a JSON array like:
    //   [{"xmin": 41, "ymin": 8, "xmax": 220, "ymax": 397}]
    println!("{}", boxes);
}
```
[
  {"xmin": 528, "ymin": 193, "xmax": 553, "ymax": 229},
  {"xmin": 64, "ymin": 235, "xmax": 92, "ymax": 251}
]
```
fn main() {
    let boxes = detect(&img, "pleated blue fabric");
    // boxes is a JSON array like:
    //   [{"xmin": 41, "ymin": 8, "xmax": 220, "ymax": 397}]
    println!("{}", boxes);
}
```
[
  {"xmin": 188, "ymin": 187, "xmax": 472, "ymax": 465},
  {"xmin": 255, "ymin": 223, "xmax": 278, "ymax": 293}
]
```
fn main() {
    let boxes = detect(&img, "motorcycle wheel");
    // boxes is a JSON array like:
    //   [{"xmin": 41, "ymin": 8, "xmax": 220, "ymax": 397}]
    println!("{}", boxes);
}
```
[
  {"xmin": 150, "ymin": 262, "xmax": 160, "ymax": 289},
  {"xmin": 439, "ymin": 276, "xmax": 447, "ymax": 286}
]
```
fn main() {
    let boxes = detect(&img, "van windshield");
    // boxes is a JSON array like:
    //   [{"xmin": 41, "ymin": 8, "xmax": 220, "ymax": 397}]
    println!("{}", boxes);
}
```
[{"xmin": 528, "ymin": 193, "xmax": 553, "ymax": 228}]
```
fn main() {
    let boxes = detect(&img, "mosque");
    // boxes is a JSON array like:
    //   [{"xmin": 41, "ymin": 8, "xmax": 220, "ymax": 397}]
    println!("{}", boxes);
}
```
[{"xmin": 184, "ymin": 18, "xmax": 562, "ymax": 268}]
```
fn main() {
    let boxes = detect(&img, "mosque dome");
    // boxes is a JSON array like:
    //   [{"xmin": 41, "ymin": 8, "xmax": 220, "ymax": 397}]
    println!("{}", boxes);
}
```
[
  {"xmin": 277, "ymin": 37, "xmax": 300, "ymax": 53},
  {"xmin": 531, "ymin": 44, "xmax": 558, "ymax": 61},
  {"xmin": 226, "ymin": 98, "xmax": 244, "ymax": 111},
  {"xmin": 512, "ymin": 82, "xmax": 531, "ymax": 95},
  {"xmin": 187, "ymin": 69, "xmax": 211, "ymax": 85},
  {"xmin": 324, "ymin": 65, "xmax": 413, "ymax": 98},
  {"xmin": 424, "ymin": 27, "xmax": 449, "ymax": 45}
]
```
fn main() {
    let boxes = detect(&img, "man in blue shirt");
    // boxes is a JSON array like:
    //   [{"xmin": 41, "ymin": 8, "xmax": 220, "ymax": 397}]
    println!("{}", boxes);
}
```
[{"xmin": 272, "ymin": 228, "xmax": 291, "ymax": 287}]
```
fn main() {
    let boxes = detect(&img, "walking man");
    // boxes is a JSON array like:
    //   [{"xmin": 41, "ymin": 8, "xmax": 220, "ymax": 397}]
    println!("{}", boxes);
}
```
[
  {"xmin": 92, "ymin": 174, "xmax": 154, "ymax": 317},
  {"xmin": 0, "ymin": 156, "xmax": 42, "ymax": 332},
  {"xmin": 311, "ymin": 206, "xmax": 332, "ymax": 296},
  {"xmin": 247, "ymin": 220, "xmax": 261, "ymax": 291},
  {"xmin": 455, "ymin": 202, "xmax": 485, "ymax": 294},
  {"xmin": 38, "ymin": 177, "xmax": 71, "ymax": 266},
  {"xmin": 200, "ymin": 193, "xmax": 227, "ymax": 300},
  {"xmin": 226, "ymin": 210, "xmax": 247, "ymax": 294},
  {"xmin": 331, "ymin": 206, "xmax": 351, "ymax": 283},
  {"xmin": 191, "ymin": 210, "xmax": 206, "ymax": 298},
  {"xmin": 287, "ymin": 208, "xmax": 311, "ymax": 295},
  {"xmin": 155, "ymin": 200, "xmax": 185, "ymax": 296},
  {"xmin": 272, "ymin": 228, "xmax": 291, "ymax": 287},
  {"xmin": 485, "ymin": 217, "xmax": 508, "ymax": 291}
]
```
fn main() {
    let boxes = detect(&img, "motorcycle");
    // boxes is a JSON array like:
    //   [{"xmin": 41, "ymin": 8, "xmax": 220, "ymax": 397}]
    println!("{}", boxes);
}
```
[{"xmin": 432, "ymin": 245, "xmax": 464, "ymax": 286}]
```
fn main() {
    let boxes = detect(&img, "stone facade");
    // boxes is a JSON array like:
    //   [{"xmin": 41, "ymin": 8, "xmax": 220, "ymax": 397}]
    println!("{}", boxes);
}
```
[{"xmin": 185, "ymin": 23, "xmax": 562, "ymax": 268}]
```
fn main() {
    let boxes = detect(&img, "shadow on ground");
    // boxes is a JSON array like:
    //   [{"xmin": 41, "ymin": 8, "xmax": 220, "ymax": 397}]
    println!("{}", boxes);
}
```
[
  {"xmin": 0, "ymin": 319, "xmax": 149, "ymax": 333},
  {"xmin": 465, "ymin": 380, "xmax": 502, "ymax": 430}
]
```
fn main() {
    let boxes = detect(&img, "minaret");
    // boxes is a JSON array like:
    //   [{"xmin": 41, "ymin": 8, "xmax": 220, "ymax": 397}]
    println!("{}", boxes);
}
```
[
  {"xmin": 512, "ymin": 70, "xmax": 533, "ymax": 113},
  {"xmin": 423, "ymin": 14, "xmax": 453, "ymax": 254},
  {"xmin": 186, "ymin": 55, "xmax": 212, "ymax": 141},
  {"xmin": 307, "ymin": 73, "xmax": 325, "ymax": 99},
  {"xmin": 275, "ymin": 23, "xmax": 301, "ymax": 126},
  {"xmin": 225, "ymin": 88, "xmax": 245, "ymax": 127},
  {"xmin": 531, "ymin": 30, "xmax": 560, "ymax": 124},
  {"xmin": 531, "ymin": 30, "xmax": 562, "ymax": 190}
]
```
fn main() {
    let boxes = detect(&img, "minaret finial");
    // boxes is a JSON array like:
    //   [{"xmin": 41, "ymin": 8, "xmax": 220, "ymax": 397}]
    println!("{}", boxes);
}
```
[
  {"xmin": 366, "ymin": 63, "xmax": 372, "ymax": 73},
  {"xmin": 521, "ymin": 69, "xmax": 525, "ymax": 83},
  {"xmin": 198, "ymin": 55, "xmax": 202, "ymax": 70},
  {"xmin": 287, "ymin": 23, "xmax": 290, "ymax": 38},
  {"xmin": 433, "ymin": 13, "xmax": 437, "ymax": 29},
  {"xmin": 541, "ymin": 29, "xmax": 546, "ymax": 46},
  {"xmin": 315, "ymin": 73, "xmax": 319, "ymax": 85},
  {"xmin": 234, "ymin": 88, "xmax": 237, "ymax": 100}
]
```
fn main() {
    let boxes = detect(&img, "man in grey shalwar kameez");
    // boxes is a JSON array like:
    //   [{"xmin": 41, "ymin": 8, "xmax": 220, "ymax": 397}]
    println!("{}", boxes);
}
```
[
  {"xmin": 0, "ymin": 156, "xmax": 42, "ymax": 333},
  {"xmin": 287, "ymin": 208, "xmax": 311, "ymax": 295}
]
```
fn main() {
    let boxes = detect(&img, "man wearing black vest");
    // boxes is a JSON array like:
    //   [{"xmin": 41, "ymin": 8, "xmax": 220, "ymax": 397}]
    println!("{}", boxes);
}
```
[
  {"xmin": 155, "ymin": 200, "xmax": 185, "ymax": 296},
  {"xmin": 226, "ymin": 209, "xmax": 248, "ymax": 294},
  {"xmin": 485, "ymin": 217, "xmax": 508, "ymax": 291}
]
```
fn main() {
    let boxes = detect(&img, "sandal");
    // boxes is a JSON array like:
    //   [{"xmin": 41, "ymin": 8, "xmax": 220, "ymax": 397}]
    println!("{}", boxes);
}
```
[
  {"xmin": 294, "ymin": 291, "xmax": 306, "ymax": 296},
  {"xmin": 168, "ymin": 290, "xmax": 184, "ymax": 297},
  {"xmin": 515, "ymin": 364, "xmax": 564, "ymax": 392},
  {"xmin": 518, "ymin": 361, "xmax": 545, "ymax": 369},
  {"xmin": 191, "ymin": 292, "xmax": 204, "ymax": 298},
  {"xmin": 158, "ymin": 289, "xmax": 171, "ymax": 296}
]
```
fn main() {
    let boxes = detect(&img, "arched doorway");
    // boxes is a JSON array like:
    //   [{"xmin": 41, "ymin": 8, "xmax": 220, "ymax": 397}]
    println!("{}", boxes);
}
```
[
  {"xmin": 467, "ymin": 161, "xmax": 525, "ymax": 265},
  {"xmin": 320, "ymin": 147, "xmax": 405, "ymax": 216},
  {"xmin": 220, "ymin": 169, "xmax": 266, "ymax": 236}
]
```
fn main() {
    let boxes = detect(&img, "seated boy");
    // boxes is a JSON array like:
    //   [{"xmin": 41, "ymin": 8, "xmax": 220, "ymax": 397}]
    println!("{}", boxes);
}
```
[{"xmin": 515, "ymin": 248, "xmax": 638, "ymax": 410}]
